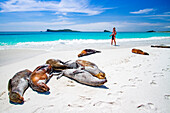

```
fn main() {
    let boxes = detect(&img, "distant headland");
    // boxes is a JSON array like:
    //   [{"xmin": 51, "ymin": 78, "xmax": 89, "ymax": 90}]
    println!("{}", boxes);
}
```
[
  {"xmin": 46, "ymin": 29, "xmax": 80, "ymax": 32},
  {"xmin": 147, "ymin": 30, "xmax": 170, "ymax": 33},
  {"xmin": 104, "ymin": 30, "xmax": 111, "ymax": 32}
]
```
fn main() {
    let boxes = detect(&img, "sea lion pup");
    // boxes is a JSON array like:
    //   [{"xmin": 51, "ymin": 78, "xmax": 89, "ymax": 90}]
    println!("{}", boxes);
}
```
[
  {"xmin": 8, "ymin": 69, "xmax": 32, "ymax": 104},
  {"xmin": 132, "ymin": 48, "xmax": 149, "ymax": 55},
  {"xmin": 46, "ymin": 59, "xmax": 69, "ymax": 71},
  {"xmin": 29, "ymin": 64, "xmax": 53, "ymax": 92},
  {"xmin": 78, "ymin": 49, "xmax": 101, "ymax": 57}
]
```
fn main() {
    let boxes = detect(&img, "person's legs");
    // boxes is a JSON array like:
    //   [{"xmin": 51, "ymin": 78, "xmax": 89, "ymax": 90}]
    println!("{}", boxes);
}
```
[
  {"xmin": 111, "ymin": 39, "xmax": 113, "ymax": 45},
  {"xmin": 114, "ymin": 37, "xmax": 116, "ymax": 46}
]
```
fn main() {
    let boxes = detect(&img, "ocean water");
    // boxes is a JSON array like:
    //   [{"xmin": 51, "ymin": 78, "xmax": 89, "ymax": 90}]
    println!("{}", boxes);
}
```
[{"xmin": 0, "ymin": 32, "xmax": 170, "ymax": 50}]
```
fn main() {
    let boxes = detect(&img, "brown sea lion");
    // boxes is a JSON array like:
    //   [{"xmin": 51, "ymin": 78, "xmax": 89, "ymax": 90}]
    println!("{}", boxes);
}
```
[
  {"xmin": 46, "ymin": 59, "xmax": 69, "ymax": 71},
  {"xmin": 132, "ymin": 48, "xmax": 149, "ymax": 55},
  {"xmin": 8, "ymin": 69, "xmax": 32, "ymax": 104},
  {"xmin": 29, "ymin": 64, "xmax": 53, "ymax": 92},
  {"xmin": 78, "ymin": 49, "xmax": 101, "ymax": 57}
]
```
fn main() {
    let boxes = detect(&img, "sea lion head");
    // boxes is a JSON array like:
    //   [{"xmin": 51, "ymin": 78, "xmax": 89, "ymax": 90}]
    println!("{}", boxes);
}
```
[
  {"xmin": 36, "ymin": 82, "xmax": 50, "ymax": 92},
  {"xmin": 76, "ymin": 60, "xmax": 95, "ymax": 68},
  {"xmin": 9, "ymin": 92, "xmax": 24, "ymax": 104},
  {"xmin": 78, "ymin": 50, "xmax": 87, "ymax": 57},
  {"xmin": 94, "ymin": 72, "xmax": 106, "ymax": 79},
  {"xmin": 46, "ymin": 59, "xmax": 68, "ymax": 71}
]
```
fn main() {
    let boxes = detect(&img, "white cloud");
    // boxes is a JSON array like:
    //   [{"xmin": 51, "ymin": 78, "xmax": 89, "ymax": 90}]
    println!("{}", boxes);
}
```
[
  {"xmin": 164, "ymin": 12, "xmax": 170, "ymax": 14},
  {"xmin": 164, "ymin": 26, "xmax": 170, "ymax": 28},
  {"xmin": 66, "ymin": 21, "xmax": 160, "ymax": 31},
  {"xmin": 130, "ymin": 8, "xmax": 154, "ymax": 14},
  {"xmin": 2, "ymin": 21, "xmax": 75, "ymax": 26},
  {"xmin": 0, "ymin": 20, "xmax": 162, "ymax": 31},
  {"xmin": 0, "ymin": 0, "xmax": 107, "ymax": 15},
  {"xmin": 143, "ymin": 15, "xmax": 170, "ymax": 17}
]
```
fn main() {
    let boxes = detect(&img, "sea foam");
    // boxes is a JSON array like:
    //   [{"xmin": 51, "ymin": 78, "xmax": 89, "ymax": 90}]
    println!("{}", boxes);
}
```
[{"xmin": 0, "ymin": 37, "xmax": 170, "ymax": 51}]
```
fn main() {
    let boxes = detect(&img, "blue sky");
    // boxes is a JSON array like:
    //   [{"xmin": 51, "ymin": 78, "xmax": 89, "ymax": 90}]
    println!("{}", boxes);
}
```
[{"xmin": 0, "ymin": 0, "xmax": 169, "ymax": 31}]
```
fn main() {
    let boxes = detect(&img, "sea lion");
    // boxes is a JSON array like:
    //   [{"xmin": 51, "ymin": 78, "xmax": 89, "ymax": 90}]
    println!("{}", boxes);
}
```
[
  {"xmin": 151, "ymin": 45, "xmax": 170, "ymax": 48},
  {"xmin": 46, "ymin": 59, "xmax": 69, "ymax": 71},
  {"xmin": 8, "ymin": 69, "xmax": 32, "ymax": 104},
  {"xmin": 60, "ymin": 59, "xmax": 107, "ymax": 86},
  {"xmin": 78, "ymin": 49, "xmax": 101, "ymax": 57},
  {"xmin": 132, "ymin": 48, "xmax": 149, "ymax": 55},
  {"xmin": 63, "ymin": 69, "xmax": 107, "ymax": 86},
  {"xmin": 76, "ymin": 60, "xmax": 105, "ymax": 79},
  {"xmin": 29, "ymin": 64, "xmax": 53, "ymax": 92},
  {"xmin": 46, "ymin": 59, "xmax": 79, "ymax": 71}
]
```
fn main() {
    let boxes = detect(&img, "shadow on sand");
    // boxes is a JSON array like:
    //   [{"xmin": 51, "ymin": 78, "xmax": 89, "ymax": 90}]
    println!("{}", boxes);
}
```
[{"xmin": 9, "ymin": 100, "xmax": 24, "ymax": 105}]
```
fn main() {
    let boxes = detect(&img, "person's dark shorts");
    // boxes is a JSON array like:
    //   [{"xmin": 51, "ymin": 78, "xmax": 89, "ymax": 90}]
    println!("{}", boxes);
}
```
[{"xmin": 112, "ymin": 35, "xmax": 115, "ymax": 40}]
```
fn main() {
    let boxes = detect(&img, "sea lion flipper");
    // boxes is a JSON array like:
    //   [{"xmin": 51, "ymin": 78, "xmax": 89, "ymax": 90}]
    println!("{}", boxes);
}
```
[
  {"xmin": 55, "ymin": 72, "xmax": 64, "ymax": 80},
  {"xmin": 8, "ymin": 79, "xmax": 12, "ymax": 92}
]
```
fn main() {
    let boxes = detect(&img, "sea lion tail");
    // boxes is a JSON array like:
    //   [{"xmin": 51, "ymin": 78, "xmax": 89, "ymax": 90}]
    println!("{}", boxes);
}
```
[
  {"xmin": 96, "ymin": 51, "xmax": 101, "ymax": 53},
  {"xmin": 143, "ymin": 52, "xmax": 149, "ymax": 55}
]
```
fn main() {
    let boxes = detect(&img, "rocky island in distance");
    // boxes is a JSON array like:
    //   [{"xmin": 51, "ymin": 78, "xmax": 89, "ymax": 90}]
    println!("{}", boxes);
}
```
[{"xmin": 46, "ymin": 29, "xmax": 80, "ymax": 32}]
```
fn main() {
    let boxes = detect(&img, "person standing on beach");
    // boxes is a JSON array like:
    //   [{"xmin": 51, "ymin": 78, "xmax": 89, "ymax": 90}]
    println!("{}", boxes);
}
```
[{"xmin": 109, "ymin": 27, "xmax": 117, "ymax": 46}]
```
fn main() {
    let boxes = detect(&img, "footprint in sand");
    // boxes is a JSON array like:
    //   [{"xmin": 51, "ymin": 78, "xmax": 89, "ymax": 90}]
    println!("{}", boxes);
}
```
[
  {"xmin": 66, "ymin": 84, "xmax": 75, "ymax": 87},
  {"xmin": 79, "ymin": 96, "xmax": 91, "ymax": 100},
  {"xmin": 0, "ymin": 91, "xmax": 5, "ymax": 97},
  {"xmin": 121, "ymin": 85, "xmax": 136, "ymax": 88},
  {"xmin": 133, "ymin": 64, "xmax": 142, "ymax": 68},
  {"xmin": 0, "ymin": 91, "xmax": 6, "ymax": 100},
  {"xmin": 93, "ymin": 101, "xmax": 117, "ymax": 106},
  {"xmin": 66, "ymin": 80, "xmax": 75, "ymax": 87},
  {"xmin": 162, "ymin": 68, "xmax": 170, "ymax": 72},
  {"xmin": 92, "ymin": 100, "xmax": 121, "ymax": 110},
  {"xmin": 150, "ymin": 80, "xmax": 157, "ymax": 85},
  {"xmin": 137, "ymin": 103, "xmax": 158, "ymax": 112},
  {"xmin": 128, "ymin": 77, "xmax": 142, "ymax": 85},
  {"xmin": 107, "ymin": 91, "xmax": 123, "ymax": 97},
  {"xmin": 67, "ymin": 96, "xmax": 92, "ymax": 108},
  {"xmin": 68, "ymin": 104, "xmax": 83, "ymax": 108},
  {"xmin": 164, "ymin": 95, "xmax": 170, "ymax": 100},
  {"xmin": 32, "ymin": 105, "xmax": 54, "ymax": 113},
  {"xmin": 153, "ymin": 72, "xmax": 164, "ymax": 78}
]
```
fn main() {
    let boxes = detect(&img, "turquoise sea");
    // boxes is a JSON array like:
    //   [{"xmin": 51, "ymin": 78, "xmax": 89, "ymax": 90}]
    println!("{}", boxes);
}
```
[
  {"xmin": 0, "ymin": 32, "xmax": 170, "ymax": 50},
  {"xmin": 1, "ymin": 32, "xmax": 170, "ymax": 45}
]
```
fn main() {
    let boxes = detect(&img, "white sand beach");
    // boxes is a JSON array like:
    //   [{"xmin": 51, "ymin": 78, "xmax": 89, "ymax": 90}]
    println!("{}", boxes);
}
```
[{"xmin": 0, "ymin": 42, "xmax": 170, "ymax": 113}]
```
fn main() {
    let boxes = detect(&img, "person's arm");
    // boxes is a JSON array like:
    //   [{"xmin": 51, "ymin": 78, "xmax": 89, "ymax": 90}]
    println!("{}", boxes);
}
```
[{"xmin": 109, "ymin": 33, "xmax": 114, "ymax": 37}]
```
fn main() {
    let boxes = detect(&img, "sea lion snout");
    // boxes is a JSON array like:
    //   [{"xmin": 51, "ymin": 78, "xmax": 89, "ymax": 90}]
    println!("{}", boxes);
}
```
[
  {"xmin": 94, "ymin": 72, "xmax": 106, "ymax": 79},
  {"xmin": 38, "ymin": 83, "xmax": 50, "ymax": 92},
  {"xmin": 9, "ymin": 92, "xmax": 24, "ymax": 103}
]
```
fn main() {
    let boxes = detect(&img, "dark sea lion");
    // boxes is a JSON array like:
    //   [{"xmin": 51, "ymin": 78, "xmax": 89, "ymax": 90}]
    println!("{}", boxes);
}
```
[
  {"xmin": 132, "ymin": 48, "xmax": 149, "ymax": 55},
  {"xmin": 151, "ymin": 45, "xmax": 170, "ymax": 48},
  {"xmin": 78, "ymin": 49, "xmax": 101, "ymax": 57},
  {"xmin": 29, "ymin": 64, "xmax": 53, "ymax": 92},
  {"xmin": 8, "ymin": 69, "xmax": 32, "ymax": 104}
]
